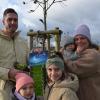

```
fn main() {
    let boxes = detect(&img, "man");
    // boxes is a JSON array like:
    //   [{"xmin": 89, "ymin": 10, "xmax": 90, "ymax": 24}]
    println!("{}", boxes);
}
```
[{"xmin": 0, "ymin": 8, "xmax": 29, "ymax": 100}]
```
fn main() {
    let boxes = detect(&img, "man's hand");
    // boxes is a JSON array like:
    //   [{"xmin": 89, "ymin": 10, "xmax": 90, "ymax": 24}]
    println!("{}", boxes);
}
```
[{"xmin": 8, "ymin": 68, "xmax": 23, "ymax": 81}]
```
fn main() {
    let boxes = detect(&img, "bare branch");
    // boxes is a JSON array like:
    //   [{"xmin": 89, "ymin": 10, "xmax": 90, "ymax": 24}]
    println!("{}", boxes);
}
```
[
  {"xmin": 46, "ymin": 0, "xmax": 67, "ymax": 11},
  {"xmin": 38, "ymin": 2, "xmax": 43, "ymax": 8},
  {"xmin": 46, "ymin": 0, "xmax": 56, "ymax": 11},
  {"xmin": 37, "ymin": 1, "xmax": 44, "ymax": 4},
  {"xmin": 54, "ymin": 0, "xmax": 67, "ymax": 3},
  {"xmin": 33, "ymin": 0, "xmax": 44, "ymax": 4}
]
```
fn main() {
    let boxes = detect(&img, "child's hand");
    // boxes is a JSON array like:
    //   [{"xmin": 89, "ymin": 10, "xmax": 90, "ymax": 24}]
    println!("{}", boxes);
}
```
[
  {"xmin": 59, "ymin": 47, "xmax": 64, "ymax": 54},
  {"xmin": 76, "ymin": 46, "xmax": 85, "ymax": 54}
]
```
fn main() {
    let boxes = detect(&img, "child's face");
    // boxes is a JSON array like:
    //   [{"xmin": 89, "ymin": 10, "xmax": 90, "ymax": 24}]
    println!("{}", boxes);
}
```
[
  {"xmin": 46, "ymin": 64, "xmax": 63, "ymax": 82},
  {"xmin": 19, "ymin": 83, "xmax": 34, "ymax": 99},
  {"xmin": 65, "ymin": 44, "xmax": 75, "ymax": 51}
]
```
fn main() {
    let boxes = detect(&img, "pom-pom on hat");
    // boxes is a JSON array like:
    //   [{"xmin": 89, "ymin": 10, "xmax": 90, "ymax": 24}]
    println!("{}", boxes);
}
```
[
  {"xmin": 73, "ymin": 24, "xmax": 91, "ymax": 42},
  {"xmin": 46, "ymin": 56, "xmax": 64, "ymax": 70},
  {"xmin": 15, "ymin": 73, "xmax": 34, "ymax": 92}
]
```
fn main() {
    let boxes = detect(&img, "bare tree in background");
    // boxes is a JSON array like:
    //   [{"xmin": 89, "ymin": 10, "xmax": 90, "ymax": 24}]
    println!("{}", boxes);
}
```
[
  {"xmin": 23, "ymin": 0, "xmax": 67, "ymax": 51},
  {"xmin": 23, "ymin": 0, "xmax": 67, "ymax": 31}
]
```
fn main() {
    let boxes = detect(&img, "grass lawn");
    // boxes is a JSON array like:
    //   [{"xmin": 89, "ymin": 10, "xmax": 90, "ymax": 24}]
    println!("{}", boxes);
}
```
[{"xmin": 30, "ymin": 64, "xmax": 46, "ymax": 96}]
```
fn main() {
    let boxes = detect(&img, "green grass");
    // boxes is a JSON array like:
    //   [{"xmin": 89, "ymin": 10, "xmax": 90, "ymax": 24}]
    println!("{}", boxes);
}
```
[{"xmin": 30, "ymin": 65, "xmax": 45, "ymax": 96}]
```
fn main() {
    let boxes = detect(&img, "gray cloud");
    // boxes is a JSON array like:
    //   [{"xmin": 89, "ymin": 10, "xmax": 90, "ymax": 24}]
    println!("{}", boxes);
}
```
[{"xmin": 0, "ymin": 0, "xmax": 100, "ymax": 44}]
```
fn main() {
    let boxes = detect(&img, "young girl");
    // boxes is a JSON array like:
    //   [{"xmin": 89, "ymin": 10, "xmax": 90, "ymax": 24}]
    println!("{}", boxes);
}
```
[
  {"xmin": 12, "ymin": 73, "xmax": 37, "ymax": 100},
  {"xmin": 44, "ymin": 55, "xmax": 79, "ymax": 100}
]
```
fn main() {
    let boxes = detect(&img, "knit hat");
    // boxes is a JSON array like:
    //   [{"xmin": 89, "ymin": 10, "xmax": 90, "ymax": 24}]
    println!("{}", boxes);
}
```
[
  {"xmin": 73, "ymin": 24, "xmax": 91, "ymax": 42},
  {"xmin": 64, "ymin": 35, "xmax": 74, "ymax": 47},
  {"xmin": 46, "ymin": 56, "xmax": 64, "ymax": 70},
  {"xmin": 15, "ymin": 73, "xmax": 34, "ymax": 92}
]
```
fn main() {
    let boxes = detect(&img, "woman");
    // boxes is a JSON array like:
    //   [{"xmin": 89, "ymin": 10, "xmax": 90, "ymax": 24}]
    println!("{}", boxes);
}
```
[
  {"xmin": 64, "ymin": 24, "xmax": 100, "ymax": 100},
  {"xmin": 44, "ymin": 55, "xmax": 79, "ymax": 100}
]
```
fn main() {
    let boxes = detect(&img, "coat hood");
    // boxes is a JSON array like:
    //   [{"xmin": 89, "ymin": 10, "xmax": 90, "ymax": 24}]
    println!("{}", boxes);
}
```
[{"xmin": 53, "ymin": 73, "xmax": 79, "ymax": 92}]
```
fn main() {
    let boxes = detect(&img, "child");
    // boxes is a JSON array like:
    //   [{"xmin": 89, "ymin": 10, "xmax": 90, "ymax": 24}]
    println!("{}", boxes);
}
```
[
  {"xmin": 44, "ymin": 55, "xmax": 79, "ymax": 100},
  {"xmin": 12, "ymin": 73, "xmax": 37, "ymax": 100},
  {"xmin": 63, "ymin": 35, "xmax": 77, "ymax": 60}
]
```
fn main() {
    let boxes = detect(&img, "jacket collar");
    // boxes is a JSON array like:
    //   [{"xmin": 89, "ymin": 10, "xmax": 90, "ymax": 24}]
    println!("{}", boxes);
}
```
[
  {"xmin": 14, "ymin": 90, "xmax": 36, "ymax": 100},
  {"xmin": 0, "ymin": 30, "xmax": 19, "ymax": 40}
]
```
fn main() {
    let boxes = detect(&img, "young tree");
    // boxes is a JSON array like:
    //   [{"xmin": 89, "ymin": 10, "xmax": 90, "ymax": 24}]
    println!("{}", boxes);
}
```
[{"xmin": 23, "ymin": 0, "xmax": 67, "ymax": 30}]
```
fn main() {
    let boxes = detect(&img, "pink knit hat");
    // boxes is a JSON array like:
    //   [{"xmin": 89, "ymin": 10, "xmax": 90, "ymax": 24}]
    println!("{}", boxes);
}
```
[{"xmin": 15, "ymin": 73, "xmax": 34, "ymax": 92}]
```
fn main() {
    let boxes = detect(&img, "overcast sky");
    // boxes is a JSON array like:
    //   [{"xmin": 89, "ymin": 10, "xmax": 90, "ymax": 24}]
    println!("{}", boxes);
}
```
[{"xmin": 0, "ymin": 0, "xmax": 100, "ymax": 44}]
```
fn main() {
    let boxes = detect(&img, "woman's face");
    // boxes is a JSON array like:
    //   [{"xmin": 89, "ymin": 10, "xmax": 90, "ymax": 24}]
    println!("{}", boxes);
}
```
[
  {"xmin": 19, "ymin": 83, "xmax": 34, "ymax": 99},
  {"xmin": 46, "ymin": 64, "xmax": 63, "ymax": 82},
  {"xmin": 74, "ymin": 35, "xmax": 90, "ymax": 52}
]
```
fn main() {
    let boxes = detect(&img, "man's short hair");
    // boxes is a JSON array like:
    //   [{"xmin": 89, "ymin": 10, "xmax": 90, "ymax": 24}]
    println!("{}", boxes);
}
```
[{"xmin": 3, "ymin": 8, "xmax": 18, "ymax": 17}]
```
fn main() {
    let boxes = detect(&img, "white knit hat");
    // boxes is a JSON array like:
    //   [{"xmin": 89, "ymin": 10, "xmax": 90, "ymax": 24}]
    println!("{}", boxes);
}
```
[{"xmin": 73, "ymin": 24, "xmax": 91, "ymax": 42}]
